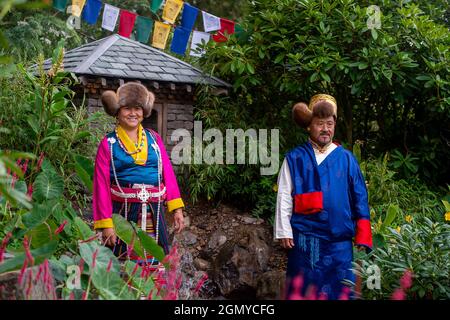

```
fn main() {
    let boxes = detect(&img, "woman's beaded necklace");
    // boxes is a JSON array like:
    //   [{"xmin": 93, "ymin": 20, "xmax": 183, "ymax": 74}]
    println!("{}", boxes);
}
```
[{"xmin": 115, "ymin": 125, "xmax": 146, "ymax": 155}]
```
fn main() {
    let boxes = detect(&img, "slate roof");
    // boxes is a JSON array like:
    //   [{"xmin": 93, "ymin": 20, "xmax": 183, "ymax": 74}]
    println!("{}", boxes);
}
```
[{"xmin": 39, "ymin": 34, "xmax": 229, "ymax": 87}]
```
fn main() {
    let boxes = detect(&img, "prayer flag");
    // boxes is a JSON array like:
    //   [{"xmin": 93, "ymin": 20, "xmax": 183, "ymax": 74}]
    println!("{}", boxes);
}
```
[
  {"xmin": 81, "ymin": 0, "xmax": 102, "ymax": 25},
  {"xmin": 71, "ymin": 0, "xmax": 86, "ymax": 17},
  {"xmin": 212, "ymin": 18, "xmax": 235, "ymax": 42},
  {"xmin": 135, "ymin": 16, "xmax": 154, "ymax": 44},
  {"xmin": 190, "ymin": 30, "xmax": 210, "ymax": 57},
  {"xmin": 170, "ymin": 26, "xmax": 191, "ymax": 55},
  {"xmin": 118, "ymin": 10, "xmax": 137, "ymax": 38},
  {"xmin": 150, "ymin": 0, "xmax": 164, "ymax": 13},
  {"xmin": 102, "ymin": 4, "xmax": 120, "ymax": 31},
  {"xmin": 53, "ymin": 0, "xmax": 68, "ymax": 12},
  {"xmin": 180, "ymin": 3, "xmax": 198, "ymax": 30},
  {"xmin": 152, "ymin": 21, "xmax": 171, "ymax": 49},
  {"xmin": 202, "ymin": 11, "xmax": 220, "ymax": 32},
  {"xmin": 162, "ymin": 0, "xmax": 183, "ymax": 24}
]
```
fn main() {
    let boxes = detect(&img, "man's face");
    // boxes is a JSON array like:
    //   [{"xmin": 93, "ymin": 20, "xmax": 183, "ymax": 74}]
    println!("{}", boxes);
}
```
[{"xmin": 308, "ymin": 116, "xmax": 336, "ymax": 147}]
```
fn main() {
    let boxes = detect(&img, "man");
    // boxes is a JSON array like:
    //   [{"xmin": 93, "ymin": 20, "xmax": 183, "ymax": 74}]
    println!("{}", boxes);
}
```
[{"xmin": 274, "ymin": 94, "xmax": 372, "ymax": 300}]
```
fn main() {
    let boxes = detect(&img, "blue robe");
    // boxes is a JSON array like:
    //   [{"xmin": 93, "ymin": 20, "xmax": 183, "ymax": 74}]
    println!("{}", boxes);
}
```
[{"xmin": 285, "ymin": 141, "xmax": 372, "ymax": 299}]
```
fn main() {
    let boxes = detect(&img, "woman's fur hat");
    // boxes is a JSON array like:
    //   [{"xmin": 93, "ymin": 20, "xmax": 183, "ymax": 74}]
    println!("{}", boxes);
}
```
[
  {"xmin": 292, "ymin": 94, "xmax": 337, "ymax": 128},
  {"xmin": 101, "ymin": 82, "xmax": 155, "ymax": 118}
]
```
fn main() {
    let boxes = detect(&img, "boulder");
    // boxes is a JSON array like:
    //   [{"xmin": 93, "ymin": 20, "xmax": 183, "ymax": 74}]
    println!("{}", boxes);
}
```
[{"xmin": 211, "ymin": 226, "xmax": 272, "ymax": 298}]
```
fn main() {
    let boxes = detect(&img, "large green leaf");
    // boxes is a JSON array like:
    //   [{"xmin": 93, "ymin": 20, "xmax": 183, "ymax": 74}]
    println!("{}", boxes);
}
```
[
  {"xmin": 0, "ymin": 241, "xmax": 58, "ymax": 274},
  {"xmin": 112, "ymin": 214, "xmax": 145, "ymax": 258},
  {"xmin": 33, "ymin": 170, "xmax": 64, "ymax": 202},
  {"xmin": 79, "ymin": 242, "xmax": 120, "ymax": 274},
  {"xmin": 91, "ymin": 267, "xmax": 135, "ymax": 300},
  {"xmin": 136, "ymin": 228, "xmax": 165, "ymax": 263},
  {"xmin": 74, "ymin": 154, "xmax": 94, "ymax": 192},
  {"xmin": 381, "ymin": 204, "xmax": 400, "ymax": 232},
  {"xmin": 26, "ymin": 221, "xmax": 57, "ymax": 249},
  {"xmin": 22, "ymin": 202, "xmax": 53, "ymax": 230},
  {"xmin": 73, "ymin": 217, "xmax": 95, "ymax": 240}
]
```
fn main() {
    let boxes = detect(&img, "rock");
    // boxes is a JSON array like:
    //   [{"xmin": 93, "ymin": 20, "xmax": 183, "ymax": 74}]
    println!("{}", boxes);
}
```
[
  {"xmin": 193, "ymin": 258, "xmax": 210, "ymax": 271},
  {"xmin": 208, "ymin": 231, "xmax": 227, "ymax": 251},
  {"xmin": 0, "ymin": 266, "xmax": 57, "ymax": 300},
  {"xmin": 178, "ymin": 230, "xmax": 198, "ymax": 245},
  {"xmin": 211, "ymin": 226, "xmax": 272, "ymax": 298},
  {"xmin": 184, "ymin": 216, "xmax": 191, "ymax": 227},
  {"xmin": 256, "ymin": 270, "xmax": 286, "ymax": 300},
  {"xmin": 239, "ymin": 215, "xmax": 265, "ymax": 225}
]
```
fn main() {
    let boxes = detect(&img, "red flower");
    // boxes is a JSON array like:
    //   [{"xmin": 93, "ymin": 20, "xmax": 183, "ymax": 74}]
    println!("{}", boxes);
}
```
[
  {"xmin": 23, "ymin": 236, "xmax": 34, "ymax": 265},
  {"xmin": 400, "ymin": 270, "xmax": 413, "ymax": 290},
  {"xmin": 106, "ymin": 259, "xmax": 113, "ymax": 273},
  {"xmin": 391, "ymin": 288, "xmax": 406, "ymax": 300},
  {"xmin": 0, "ymin": 232, "xmax": 12, "ymax": 263},
  {"xmin": 54, "ymin": 220, "xmax": 68, "ymax": 235}
]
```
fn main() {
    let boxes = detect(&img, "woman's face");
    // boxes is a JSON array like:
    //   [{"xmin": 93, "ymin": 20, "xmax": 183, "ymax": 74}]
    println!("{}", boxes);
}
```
[{"xmin": 117, "ymin": 106, "xmax": 143, "ymax": 130}]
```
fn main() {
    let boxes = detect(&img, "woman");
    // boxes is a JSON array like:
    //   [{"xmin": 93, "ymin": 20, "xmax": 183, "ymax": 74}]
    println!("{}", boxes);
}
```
[{"xmin": 92, "ymin": 82, "xmax": 184, "ymax": 268}]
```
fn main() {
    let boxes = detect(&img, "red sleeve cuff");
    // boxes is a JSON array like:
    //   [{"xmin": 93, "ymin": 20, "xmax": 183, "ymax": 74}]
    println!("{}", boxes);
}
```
[
  {"xmin": 355, "ymin": 219, "xmax": 373, "ymax": 248},
  {"xmin": 294, "ymin": 191, "xmax": 323, "ymax": 214}
]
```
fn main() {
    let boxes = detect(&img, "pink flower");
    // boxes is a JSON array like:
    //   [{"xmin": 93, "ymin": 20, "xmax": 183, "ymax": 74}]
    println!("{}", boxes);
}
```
[
  {"xmin": 0, "ymin": 232, "xmax": 12, "ymax": 263},
  {"xmin": 391, "ymin": 288, "xmax": 406, "ymax": 300},
  {"xmin": 91, "ymin": 249, "xmax": 98, "ymax": 269},
  {"xmin": 106, "ymin": 258, "xmax": 113, "ymax": 273},
  {"xmin": 26, "ymin": 184, "xmax": 33, "ymax": 198},
  {"xmin": 23, "ymin": 236, "xmax": 34, "ymax": 265},
  {"xmin": 338, "ymin": 286, "xmax": 351, "ymax": 300},
  {"xmin": 36, "ymin": 153, "xmax": 45, "ymax": 171},
  {"xmin": 54, "ymin": 220, "xmax": 68, "ymax": 235},
  {"xmin": 18, "ymin": 259, "xmax": 28, "ymax": 285},
  {"xmin": 400, "ymin": 270, "xmax": 413, "ymax": 290}
]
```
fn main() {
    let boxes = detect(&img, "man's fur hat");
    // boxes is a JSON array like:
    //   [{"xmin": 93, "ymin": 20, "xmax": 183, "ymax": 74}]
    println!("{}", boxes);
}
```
[
  {"xmin": 101, "ymin": 82, "xmax": 155, "ymax": 118},
  {"xmin": 292, "ymin": 94, "xmax": 337, "ymax": 128}
]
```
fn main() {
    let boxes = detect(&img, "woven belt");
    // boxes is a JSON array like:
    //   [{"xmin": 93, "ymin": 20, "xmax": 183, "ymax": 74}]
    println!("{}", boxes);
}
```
[
  {"xmin": 110, "ymin": 185, "xmax": 166, "ymax": 201},
  {"xmin": 111, "ymin": 184, "xmax": 166, "ymax": 233}
]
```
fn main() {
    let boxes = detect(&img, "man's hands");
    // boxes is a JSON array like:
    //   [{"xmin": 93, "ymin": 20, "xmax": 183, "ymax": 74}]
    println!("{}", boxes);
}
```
[
  {"xmin": 173, "ymin": 208, "xmax": 185, "ymax": 233},
  {"xmin": 102, "ymin": 228, "xmax": 117, "ymax": 247},
  {"xmin": 280, "ymin": 238, "xmax": 294, "ymax": 249}
]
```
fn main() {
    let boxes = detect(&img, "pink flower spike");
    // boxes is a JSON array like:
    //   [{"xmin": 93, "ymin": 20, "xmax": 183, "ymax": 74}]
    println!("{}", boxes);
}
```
[
  {"xmin": 106, "ymin": 259, "xmax": 113, "ymax": 273},
  {"xmin": 78, "ymin": 258, "xmax": 85, "ymax": 274},
  {"xmin": 21, "ymin": 159, "xmax": 29, "ymax": 175},
  {"xmin": 69, "ymin": 292, "xmax": 75, "ymax": 300},
  {"xmin": 54, "ymin": 220, "xmax": 68, "ymax": 235},
  {"xmin": 36, "ymin": 153, "xmax": 45, "ymax": 171},
  {"xmin": 0, "ymin": 232, "xmax": 13, "ymax": 263},
  {"xmin": 91, "ymin": 249, "xmax": 98, "ymax": 269},
  {"xmin": 23, "ymin": 236, "xmax": 34, "ymax": 266},
  {"xmin": 391, "ymin": 288, "xmax": 406, "ymax": 300},
  {"xmin": 18, "ymin": 259, "xmax": 28, "ymax": 285},
  {"xmin": 400, "ymin": 270, "xmax": 413, "ymax": 290},
  {"xmin": 338, "ymin": 286, "xmax": 351, "ymax": 300},
  {"xmin": 193, "ymin": 273, "xmax": 208, "ymax": 293}
]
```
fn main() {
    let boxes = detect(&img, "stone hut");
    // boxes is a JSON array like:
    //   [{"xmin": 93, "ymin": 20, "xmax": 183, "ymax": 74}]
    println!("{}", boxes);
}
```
[{"xmin": 41, "ymin": 34, "xmax": 229, "ymax": 165}]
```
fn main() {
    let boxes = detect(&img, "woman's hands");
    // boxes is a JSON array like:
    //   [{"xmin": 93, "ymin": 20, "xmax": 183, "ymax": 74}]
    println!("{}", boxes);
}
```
[
  {"xmin": 173, "ymin": 208, "xmax": 185, "ymax": 233},
  {"xmin": 102, "ymin": 228, "xmax": 117, "ymax": 247}
]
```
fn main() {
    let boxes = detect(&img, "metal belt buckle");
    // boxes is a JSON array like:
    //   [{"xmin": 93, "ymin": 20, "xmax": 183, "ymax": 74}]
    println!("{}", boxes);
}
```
[{"xmin": 137, "ymin": 185, "xmax": 151, "ymax": 203}]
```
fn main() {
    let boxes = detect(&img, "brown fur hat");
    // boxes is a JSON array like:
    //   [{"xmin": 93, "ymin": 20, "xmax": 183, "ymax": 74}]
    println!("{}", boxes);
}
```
[
  {"xmin": 101, "ymin": 82, "xmax": 155, "ymax": 118},
  {"xmin": 292, "ymin": 94, "xmax": 337, "ymax": 128}
]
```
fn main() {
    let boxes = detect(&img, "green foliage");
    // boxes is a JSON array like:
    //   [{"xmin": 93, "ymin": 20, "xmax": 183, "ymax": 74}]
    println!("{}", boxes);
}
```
[
  {"xmin": 357, "ymin": 217, "xmax": 450, "ymax": 299},
  {"xmin": 196, "ymin": 0, "xmax": 450, "ymax": 186}
]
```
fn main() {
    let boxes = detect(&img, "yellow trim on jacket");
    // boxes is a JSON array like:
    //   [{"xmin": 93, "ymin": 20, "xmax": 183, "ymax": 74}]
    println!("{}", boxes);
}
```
[
  {"xmin": 167, "ymin": 198, "xmax": 185, "ymax": 213},
  {"xmin": 94, "ymin": 218, "xmax": 114, "ymax": 229}
]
